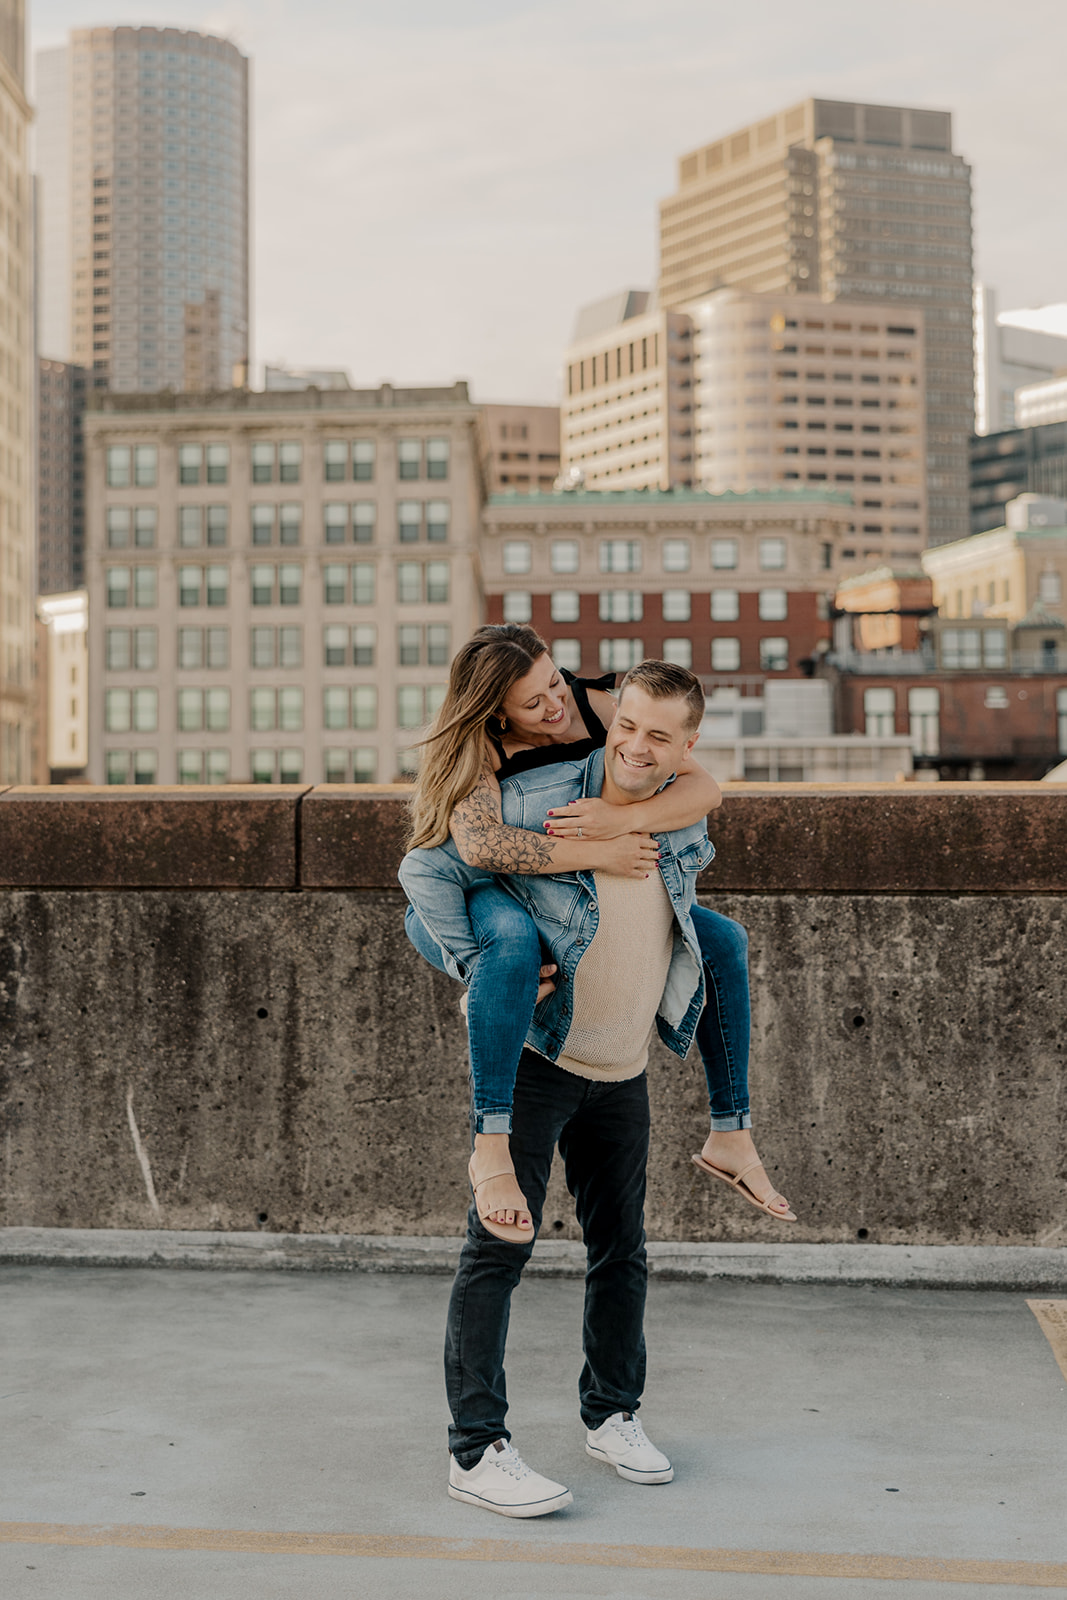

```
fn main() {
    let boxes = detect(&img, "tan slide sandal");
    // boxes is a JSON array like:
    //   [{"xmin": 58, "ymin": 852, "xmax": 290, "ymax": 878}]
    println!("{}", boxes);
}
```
[
  {"xmin": 468, "ymin": 1158, "xmax": 534, "ymax": 1244},
  {"xmin": 691, "ymin": 1154, "xmax": 797, "ymax": 1221}
]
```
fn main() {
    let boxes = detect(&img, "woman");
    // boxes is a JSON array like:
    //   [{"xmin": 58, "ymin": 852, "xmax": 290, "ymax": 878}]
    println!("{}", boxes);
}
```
[{"xmin": 400, "ymin": 624, "xmax": 795, "ymax": 1242}]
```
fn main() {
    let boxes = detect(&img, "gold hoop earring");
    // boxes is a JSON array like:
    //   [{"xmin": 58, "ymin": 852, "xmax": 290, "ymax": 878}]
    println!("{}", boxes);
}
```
[{"xmin": 497, "ymin": 716, "xmax": 507, "ymax": 734}]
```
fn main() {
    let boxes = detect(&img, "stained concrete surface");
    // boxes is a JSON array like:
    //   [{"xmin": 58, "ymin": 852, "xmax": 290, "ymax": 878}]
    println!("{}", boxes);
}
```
[{"xmin": 0, "ymin": 1267, "xmax": 1065, "ymax": 1598}]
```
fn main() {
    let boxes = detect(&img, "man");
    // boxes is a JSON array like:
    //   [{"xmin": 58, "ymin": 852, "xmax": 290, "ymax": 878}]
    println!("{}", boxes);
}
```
[{"xmin": 441, "ymin": 660, "xmax": 714, "ymax": 1517}]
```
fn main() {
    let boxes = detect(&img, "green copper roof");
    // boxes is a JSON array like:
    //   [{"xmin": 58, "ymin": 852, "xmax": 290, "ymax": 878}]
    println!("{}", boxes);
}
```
[{"xmin": 487, "ymin": 486, "xmax": 853, "ymax": 507}]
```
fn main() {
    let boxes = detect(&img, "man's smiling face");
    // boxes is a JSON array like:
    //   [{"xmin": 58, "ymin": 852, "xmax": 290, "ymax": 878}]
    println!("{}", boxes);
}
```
[{"xmin": 602, "ymin": 685, "xmax": 697, "ymax": 805}]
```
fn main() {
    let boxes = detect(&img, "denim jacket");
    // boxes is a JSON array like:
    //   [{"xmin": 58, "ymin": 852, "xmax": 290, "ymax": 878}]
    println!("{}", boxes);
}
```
[{"xmin": 398, "ymin": 747, "xmax": 715, "ymax": 1064}]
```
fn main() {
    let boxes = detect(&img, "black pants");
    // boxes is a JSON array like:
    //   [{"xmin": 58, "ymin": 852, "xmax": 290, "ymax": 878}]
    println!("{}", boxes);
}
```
[{"xmin": 444, "ymin": 1047, "xmax": 650, "ymax": 1469}]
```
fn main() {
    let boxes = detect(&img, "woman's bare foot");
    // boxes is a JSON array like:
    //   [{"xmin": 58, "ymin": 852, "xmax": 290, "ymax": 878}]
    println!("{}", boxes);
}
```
[
  {"xmin": 696, "ymin": 1129, "xmax": 795, "ymax": 1220},
  {"xmin": 470, "ymin": 1133, "xmax": 533, "ymax": 1232}
]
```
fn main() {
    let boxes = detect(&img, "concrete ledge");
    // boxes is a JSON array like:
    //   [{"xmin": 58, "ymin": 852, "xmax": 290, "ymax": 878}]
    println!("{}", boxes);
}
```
[
  {"xmin": 300, "ymin": 784, "xmax": 414, "ymax": 888},
  {"xmin": 3, "ymin": 1229, "xmax": 1066, "ymax": 1291},
  {"xmin": 0, "ymin": 785, "xmax": 309, "ymax": 888},
  {"xmin": 0, "ymin": 783, "xmax": 1064, "ymax": 892}
]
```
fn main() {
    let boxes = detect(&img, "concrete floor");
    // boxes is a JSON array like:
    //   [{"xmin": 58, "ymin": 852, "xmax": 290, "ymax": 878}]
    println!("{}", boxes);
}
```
[{"xmin": 1, "ymin": 1266, "xmax": 1065, "ymax": 1598}]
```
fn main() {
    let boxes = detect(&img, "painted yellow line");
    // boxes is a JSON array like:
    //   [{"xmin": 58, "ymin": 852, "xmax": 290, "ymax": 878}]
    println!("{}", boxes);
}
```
[
  {"xmin": 1, "ymin": 1522, "xmax": 1066, "ymax": 1587},
  {"xmin": 1028, "ymin": 1299, "xmax": 1067, "ymax": 1385}
]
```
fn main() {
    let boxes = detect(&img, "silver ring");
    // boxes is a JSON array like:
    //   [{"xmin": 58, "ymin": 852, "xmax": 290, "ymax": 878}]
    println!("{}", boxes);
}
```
[{"xmin": 577, "ymin": 827, "xmax": 583, "ymax": 839}]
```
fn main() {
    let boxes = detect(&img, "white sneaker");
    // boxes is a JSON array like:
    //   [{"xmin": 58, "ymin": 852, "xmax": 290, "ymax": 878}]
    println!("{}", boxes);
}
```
[
  {"xmin": 585, "ymin": 1411, "xmax": 674, "ymax": 1483},
  {"xmin": 448, "ymin": 1439, "xmax": 573, "ymax": 1518}
]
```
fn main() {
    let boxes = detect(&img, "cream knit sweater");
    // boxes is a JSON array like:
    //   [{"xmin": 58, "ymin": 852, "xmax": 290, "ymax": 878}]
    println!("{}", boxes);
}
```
[{"xmin": 555, "ymin": 869, "xmax": 675, "ymax": 1082}]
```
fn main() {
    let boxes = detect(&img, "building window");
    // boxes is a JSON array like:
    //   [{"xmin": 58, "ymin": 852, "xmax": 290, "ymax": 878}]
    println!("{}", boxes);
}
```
[
  {"xmin": 759, "ymin": 537, "xmax": 787, "ymax": 570},
  {"xmin": 758, "ymin": 589, "xmax": 788, "ymax": 621},
  {"xmin": 398, "ymin": 624, "xmax": 421, "ymax": 666},
  {"xmin": 600, "ymin": 539, "xmax": 641, "ymax": 574},
  {"xmin": 551, "ymin": 591, "xmax": 580, "ymax": 624},
  {"xmin": 206, "ymin": 444, "xmax": 229, "ymax": 485},
  {"xmin": 983, "ymin": 629, "xmax": 1007, "ymax": 668},
  {"xmin": 427, "ymin": 561, "xmax": 449, "ymax": 603},
  {"xmin": 279, "ymin": 504, "xmax": 302, "ymax": 546},
  {"xmin": 398, "ymin": 439, "xmax": 421, "ymax": 480},
  {"xmin": 133, "ymin": 446, "xmax": 157, "ymax": 487},
  {"xmin": 662, "ymin": 539, "xmax": 690, "ymax": 574},
  {"xmin": 179, "ymin": 566, "xmax": 203, "ymax": 607},
  {"xmin": 908, "ymin": 687, "xmax": 940, "ymax": 756},
  {"xmin": 503, "ymin": 591, "xmax": 532, "ymax": 624},
  {"xmin": 711, "ymin": 637, "xmax": 741, "ymax": 671},
  {"xmin": 179, "ymin": 506, "xmax": 203, "ymax": 547},
  {"xmin": 278, "ymin": 564, "xmax": 302, "ymax": 605},
  {"xmin": 251, "ymin": 442, "xmax": 275, "ymax": 483},
  {"xmin": 353, "ymin": 563, "xmax": 375, "ymax": 605},
  {"xmin": 711, "ymin": 538, "xmax": 738, "ymax": 570},
  {"xmin": 177, "ymin": 750, "xmax": 203, "ymax": 784},
  {"xmin": 1039, "ymin": 570, "xmax": 1062, "ymax": 605},
  {"xmin": 426, "ymin": 623, "xmax": 450, "ymax": 665},
  {"xmin": 323, "ymin": 686, "xmax": 349, "ymax": 730},
  {"xmin": 133, "ymin": 567, "xmax": 157, "ymax": 608},
  {"xmin": 106, "ymin": 567, "xmax": 131, "ymax": 608},
  {"xmin": 353, "ymin": 440, "xmax": 375, "ymax": 481},
  {"xmin": 106, "ymin": 446, "xmax": 131, "ymax": 487},
  {"xmin": 599, "ymin": 590, "xmax": 642, "ymax": 623},
  {"xmin": 251, "ymin": 750, "xmax": 276, "ymax": 783},
  {"xmin": 323, "ymin": 565, "xmax": 346, "ymax": 604},
  {"xmin": 864, "ymin": 687, "xmax": 895, "ymax": 737},
  {"xmin": 107, "ymin": 506, "xmax": 131, "ymax": 548},
  {"xmin": 206, "ymin": 506, "xmax": 228, "ymax": 547},
  {"xmin": 397, "ymin": 562, "xmax": 421, "ymax": 604},
  {"xmin": 662, "ymin": 590, "xmax": 690, "ymax": 623},
  {"xmin": 278, "ymin": 442, "xmax": 302, "ymax": 484},
  {"xmin": 106, "ymin": 749, "xmax": 157, "ymax": 785},
  {"xmin": 1058, "ymin": 689, "xmax": 1067, "ymax": 755},
  {"xmin": 551, "ymin": 540, "xmax": 580, "ymax": 574},
  {"xmin": 354, "ymin": 685, "xmax": 378, "ymax": 729},
  {"xmin": 277, "ymin": 686, "xmax": 303, "ymax": 731},
  {"xmin": 324, "ymin": 624, "xmax": 348, "ymax": 667},
  {"xmin": 398, "ymin": 501, "xmax": 422, "ymax": 543},
  {"xmin": 180, "ymin": 627, "xmax": 228, "ymax": 670},
  {"xmin": 324, "ymin": 441, "xmax": 347, "ymax": 482},
  {"xmin": 324, "ymin": 504, "xmax": 348, "ymax": 544},
  {"xmin": 205, "ymin": 566, "xmax": 228, "ymax": 607},
  {"xmin": 251, "ymin": 565, "xmax": 276, "ymax": 607},
  {"xmin": 599, "ymin": 638, "xmax": 643, "ymax": 672},
  {"xmin": 503, "ymin": 540, "xmax": 532, "ymax": 574},
  {"xmin": 353, "ymin": 504, "xmax": 376, "ymax": 544},
  {"xmin": 426, "ymin": 438, "xmax": 450, "ymax": 480},
  {"xmin": 105, "ymin": 687, "xmax": 158, "ymax": 733},
  {"xmin": 759, "ymin": 636, "xmax": 789, "ymax": 671},
  {"xmin": 426, "ymin": 500, "xmax": 450, "ymax": 542},
  {"xmin": 323, "ymin": 748, "xmax": 348, "ymax": 783},
  {"xmin": 941, "ymin": 628, "xmax": 981, "ymax": 669},
  {"xmin": 710, "ymin": 589, "xmax": 739, "ymax": 622},
  {"xmin": 252, "ymin": 505, "xmax": 275, "ymax": 546},
  {"xmin": 663, "ymin": 638, "xmax": 692, "ymax": 668},
  {"xmin": 178, "ymin": 443, "xmax": 202, "ymax": 485},
  {"xmin": 106, "ymin": 628, "xmax": 131, "ymax": 670},
  {"xmin": 250, "ymin": 687, "xmax": 278, "ymax": 731},
  {"xmin": 397, "ymin": 685, "xmax": 425, "ymax": 728},
  {"xmin": 553, "ymin": 639, "xmax": 581, "ymax": 672}
]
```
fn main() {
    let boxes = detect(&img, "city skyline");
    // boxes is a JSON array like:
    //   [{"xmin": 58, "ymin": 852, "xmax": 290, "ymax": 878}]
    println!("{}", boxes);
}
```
[{"xmin": 30, "ymin": 0, "xmax": 1067, "ymax": 404}]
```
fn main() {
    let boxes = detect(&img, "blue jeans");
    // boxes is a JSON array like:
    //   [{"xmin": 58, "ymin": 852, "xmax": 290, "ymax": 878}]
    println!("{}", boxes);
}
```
[
  {"xmin": 404, "ymin": 885, "xmax": 751, "ymax": 1134},
  {"xmin": 445, "ymin": 1048, "xmax": 650, "ymax": 1467}
]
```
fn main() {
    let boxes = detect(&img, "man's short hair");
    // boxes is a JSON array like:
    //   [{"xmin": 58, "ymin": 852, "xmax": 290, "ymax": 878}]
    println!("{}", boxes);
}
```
[{"xmin": 618, "ymin": 659, "xmax": 705, "ymax": 734}]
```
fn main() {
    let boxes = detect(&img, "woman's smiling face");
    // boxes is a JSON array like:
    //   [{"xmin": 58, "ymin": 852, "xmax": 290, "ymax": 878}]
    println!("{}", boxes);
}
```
[{"xmin": 500, "ymin": 654, "xmax": 573, "ymax": 742}]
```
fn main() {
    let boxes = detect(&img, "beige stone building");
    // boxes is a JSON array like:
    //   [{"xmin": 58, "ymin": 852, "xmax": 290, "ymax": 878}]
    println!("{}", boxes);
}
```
[
  {"xmin": 84, "ymin": 383, "xmax": 484, "ymax": 785},
  {"xmin": 921, "ymin": 495, "xmax": 1067, "ymax": 664},
  {"xmin": 658, "ymin": 99, "xmax": 973, "ymax": 546},
  {"xmin": 479, "ymin": 403, "xmax": 560, "ymax": 494},
  {"xmin": 0, "ymin": 1, "xmax": 34, "ymax": 783},
  {"xmin": 561, "ymin": 297, "xmax": 694, "ymax": 491}
]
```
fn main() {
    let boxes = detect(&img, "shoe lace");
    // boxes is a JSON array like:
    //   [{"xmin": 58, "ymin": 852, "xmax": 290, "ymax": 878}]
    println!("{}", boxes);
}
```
[
  {"xmin": 494, "ymin": 1443, "xmax": 533, "ymax": 1481},
  {"xmin": 610, "ymin": 1413, "xmax": 649, "ymax": 1449}
]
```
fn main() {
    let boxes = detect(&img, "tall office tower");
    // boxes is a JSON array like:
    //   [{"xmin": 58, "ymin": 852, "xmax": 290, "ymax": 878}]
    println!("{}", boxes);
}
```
[
  {"xmin": 0, "ymin": 1, "xmax": 34, "ymax": 782},
  {"xmin": 38, "ymin": 359, "xmax": 88, "ymax": 593},
  {"xmin": 659, "ymin": 99, "xmax": 974, "ymax": 545},
  {"xmin": 34, "ymin": 26, "xmax": 249, "ymax": 391}
]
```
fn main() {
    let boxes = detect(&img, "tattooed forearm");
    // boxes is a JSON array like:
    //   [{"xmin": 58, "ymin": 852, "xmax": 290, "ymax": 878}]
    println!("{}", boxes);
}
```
[{"xmin": 451, "ymin": 769, "xmax": 559, "ymax": 873}]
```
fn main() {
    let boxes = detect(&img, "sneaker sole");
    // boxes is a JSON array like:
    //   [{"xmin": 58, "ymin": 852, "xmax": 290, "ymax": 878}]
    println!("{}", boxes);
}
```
[
  {"xmin": 585, "ymin": 1443, "xmax": 674, "ymax": 1484},
  {"xmin": 448, "ymin": 1484, "xmax": 573, "ymax": 1518}
]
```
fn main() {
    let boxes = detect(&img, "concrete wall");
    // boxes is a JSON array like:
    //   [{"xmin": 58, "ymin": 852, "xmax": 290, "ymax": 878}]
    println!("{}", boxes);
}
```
[{"xmin": 1, "ymin": 782, "xmax": 1065, "ymax": 1246}]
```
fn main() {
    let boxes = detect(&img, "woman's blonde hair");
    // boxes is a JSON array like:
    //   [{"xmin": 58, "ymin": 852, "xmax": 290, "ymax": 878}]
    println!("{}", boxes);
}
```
[{"xmin": 407, "ymin": 623, "xmax": 549, "ymax": 847}]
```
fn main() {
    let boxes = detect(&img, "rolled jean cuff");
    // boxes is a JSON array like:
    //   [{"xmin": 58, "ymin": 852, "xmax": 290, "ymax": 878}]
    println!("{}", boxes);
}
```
[
  {"xmin": 710, "ymin": 1111, "xmax": 752, "ymax": 1131},
  {"xmin": 475, "ymin": 1110, "xmax": 512, "ymax": 1136}
]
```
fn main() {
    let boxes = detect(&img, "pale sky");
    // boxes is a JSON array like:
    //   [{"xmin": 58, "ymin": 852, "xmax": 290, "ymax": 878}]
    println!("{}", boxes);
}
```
[{"xmin": 30, "ymin": 0, "xmax": 1067, "ymax": 402}]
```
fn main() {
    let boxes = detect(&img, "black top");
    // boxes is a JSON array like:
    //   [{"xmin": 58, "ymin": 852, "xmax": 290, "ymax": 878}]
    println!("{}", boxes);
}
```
[{"xmin": 488, "ymin": 670, "xmax": 616, "ymax": 782}]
